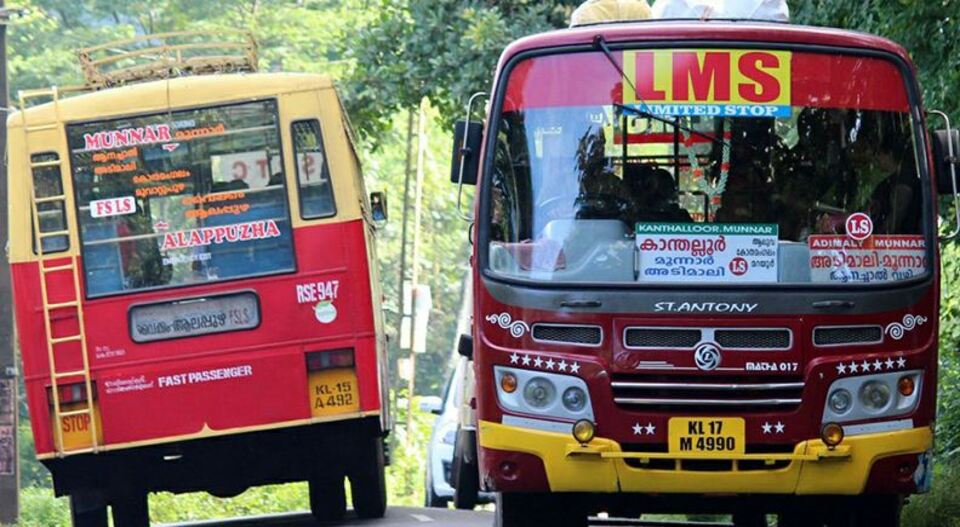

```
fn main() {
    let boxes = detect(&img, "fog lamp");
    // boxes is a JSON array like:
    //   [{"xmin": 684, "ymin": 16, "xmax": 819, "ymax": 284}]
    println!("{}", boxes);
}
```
[
  {"xmin": 500, "ymin": 372, "xmax": 518, "ymax": 394},
  {"xmin": 821, "ymin": 422, "xmax": 845, "ymax": 448},
  {"xmin": 898, "ymin": 376, "xmax": 916, "ymax": 397},
  {"xmin": 573, "ymin": 419, "xmax": 596, "ymax": 445}
]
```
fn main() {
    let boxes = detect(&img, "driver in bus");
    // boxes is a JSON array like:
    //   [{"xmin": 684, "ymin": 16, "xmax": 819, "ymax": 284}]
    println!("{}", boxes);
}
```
[{"xmin": 624, "ymin": 164, "xmax": 693, "ymax": 224}]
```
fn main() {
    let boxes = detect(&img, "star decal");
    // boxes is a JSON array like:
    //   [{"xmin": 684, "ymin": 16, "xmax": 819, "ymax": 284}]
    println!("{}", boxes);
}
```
[
  {"xmin": 558, "ymin": 360, "xmax": 569, "ymax": 372},
  {"xmin": 509, "ymin": 353, "xmax": 519, "ymax": 364},
  {"xmin": 861, "ymin": 360, "xmax": 871, "ymax": 373},
  {"xmin": 897, "ymin": 357, "xmax": 907, "ymax": 368},
  {"xmin": 762, "ymin": 422, "xmax": 773, "ymax": 434},
  {"xmin": 644, "ymin": 423, "xmax": 656, "ymax": 435},
  {"xmin": 570, "ymin": 362, "xmax": 581, "ymax": 374},
  {"xmin": 849, "ymin": 362, "xmax": 860, "ymax": 374},
  {"xmin": 545, "ymin": 358, "xmax": 556, "ymax": 371},
  {"xmin": 836, "ymin": 363, "xmax": 847, "ymax": 375},
  {"xmin": 837, "ymin": 356, "xmax": 910, "ymax": 379},
  {"xmin": 774, "ymin": 421, "xmax": 785, "ymax": 434},
  {"xmin": 873, "ymin": 359, "xmax": 883, "ymax": 371},
  {"xmin": 502, "ymin": 354, "xmax": 584, "ymax": 376},
  {"xmin": 533, "ymin": 357, "xmax": 543, "ymax": 368},
  {"xmin": 885, "ymin": 358, "xmax": 895, "ymax": 370},
  {"xmin": 632, "ymin": 423, "xmax": 644, "ymax": 436}
]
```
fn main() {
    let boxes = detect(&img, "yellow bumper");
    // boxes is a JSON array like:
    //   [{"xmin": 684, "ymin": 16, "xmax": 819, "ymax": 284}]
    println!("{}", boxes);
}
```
[{"xmin": 478, "ymin": 420, "xmax": 933, "ymax": 495}]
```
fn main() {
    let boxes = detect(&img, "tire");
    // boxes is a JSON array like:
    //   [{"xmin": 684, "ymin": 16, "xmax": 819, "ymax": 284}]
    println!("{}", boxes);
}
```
[
  {"xmin": 69, "ymin": 494, "xmax": 108, "ymax": 527},
  {"xmin": 309, "ymin": 476, "xmax": 346, "ymax": 523},
  {"xmin": 452, "ymin": 431, "xmax": 479, "ymax": 510},
  {"xmin": 349, "ymin": 437, "xmax": 387, "ymax": 519},
  {"xmin": 110, "ymin": 493, "xmax": 149, "ymax": 527},
  {"xmin": 848, "ymin": 495, "xmax": 902, "ymax": 527},
  {"xmin": 495, "ymin": 492, "xmax": 587, "ymax": 527}
]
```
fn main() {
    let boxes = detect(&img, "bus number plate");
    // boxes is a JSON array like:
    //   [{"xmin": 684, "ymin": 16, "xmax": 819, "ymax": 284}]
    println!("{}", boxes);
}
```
[
  {"xmin": 668, "ymin": 417, "xmax": 745, "ymax": 457},
  {"xmin": 309, "ymin": 368, "xmax": 360, "ymax": 418}
]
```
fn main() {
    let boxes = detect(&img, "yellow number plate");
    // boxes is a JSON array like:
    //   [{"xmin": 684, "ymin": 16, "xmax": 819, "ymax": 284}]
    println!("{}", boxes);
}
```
[
  {"xmin": 308, "ymin": 368, "xmax": 360, "ymax": 418},
  {"xmin": 668, "ymin": 417, "xmax": 745, "ymax": 457}
]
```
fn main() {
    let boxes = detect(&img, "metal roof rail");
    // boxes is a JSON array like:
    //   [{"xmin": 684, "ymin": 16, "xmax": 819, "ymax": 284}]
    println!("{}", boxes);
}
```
[{"xmin": 76, "ymin": 30, "xmax": 258, "ymax": 89}]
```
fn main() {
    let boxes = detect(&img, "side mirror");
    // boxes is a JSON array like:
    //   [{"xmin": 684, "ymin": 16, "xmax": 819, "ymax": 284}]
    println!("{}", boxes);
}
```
[
  {"xmin": 418, "ymin": 395, "xmax": 443, "ymax": 415},
  {"xmin": 370, "ymin": 191, "xmax": 388, "ymax": 222},
  {"xmin": 457, "ymin": 333, "xmax": 473, "ymax": 360},
  {"xmin": 450, "ymin": 120, "xmax": 483, "ymax": 186},
  {"xmin": 933, "ymin": 129, "xmax": 960, "ymax": 195}
]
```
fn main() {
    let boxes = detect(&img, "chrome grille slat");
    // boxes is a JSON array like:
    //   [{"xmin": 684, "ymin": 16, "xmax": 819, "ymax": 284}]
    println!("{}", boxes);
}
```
[
  {"xmin": 614, "ymin": 397, "xmax": 802, "ymax": 407},
  {"xmin": 611, "ymin": 381, "xmax": 805, "ymax": 391}
]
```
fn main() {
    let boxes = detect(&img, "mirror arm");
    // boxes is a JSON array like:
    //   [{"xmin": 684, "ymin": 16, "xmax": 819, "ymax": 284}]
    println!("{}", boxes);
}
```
[
  {"xmin": 931, "ymin": 110, "xmax": 960, "ymax": 240},
  {"xmin": 457, "ymin": 92, "xmax": 488, "ymax": 222}
]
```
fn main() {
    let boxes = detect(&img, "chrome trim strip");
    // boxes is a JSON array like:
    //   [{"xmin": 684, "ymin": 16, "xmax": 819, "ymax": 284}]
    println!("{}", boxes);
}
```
[
  {"xmin": 614, "ymin": 397, "xmax": 802, "ymax": 406},
  {"xmin": 812, "ymin": 325, "xmax": 884, "ymax": 347},
  {"xmin": 531, "ymin": 322, "xmax": 603, "ymax": 348},
  {"xmin": 611, "ymin": 381, "xmax": 805, "ymax": 391}
]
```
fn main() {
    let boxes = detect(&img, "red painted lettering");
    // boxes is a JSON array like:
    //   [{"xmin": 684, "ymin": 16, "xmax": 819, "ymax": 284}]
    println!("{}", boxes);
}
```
[
  {"xmin": 672, "ymin": 52, "xmax": 731, "ymax": 102},
  {"xmin": 633, "ymin": 52, "xmax": 666, "ymax": 100},
  {"xmin": 738, "ymin": 52, "xmax": 781, "ymax": 103}
]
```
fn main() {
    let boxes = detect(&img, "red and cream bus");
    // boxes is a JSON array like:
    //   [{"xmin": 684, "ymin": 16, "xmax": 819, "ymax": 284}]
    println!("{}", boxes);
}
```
[{"xmin": 8, "ymin": 33, "xmax": 390, "ymax": 526}]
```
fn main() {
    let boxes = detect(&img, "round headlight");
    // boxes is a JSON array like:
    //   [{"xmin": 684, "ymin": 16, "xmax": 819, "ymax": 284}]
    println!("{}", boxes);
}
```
[
  {"xmin": 828, "ymin": 389, "xmax": 853, "ymax": 415},
  {"xmin": 562, "ymin": 387, "xmax": 588, "ymax": 412},
  {"xmin": 523, "ymin": 377, "xmax": 556, "ymax": 409},
  {"xmin": 859, "ymin": 381, "xmax": 891, "ymax": 411}
]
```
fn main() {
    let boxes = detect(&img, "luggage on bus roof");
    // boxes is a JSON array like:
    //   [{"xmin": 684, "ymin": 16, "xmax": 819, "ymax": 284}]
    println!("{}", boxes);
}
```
[
  {"xmin": 650, "ymin": 0, "xmax": 789, "ymax": 21},
  {"xmin": 570, "ymin": 0, "xmax": 653, "ymax": 27}
]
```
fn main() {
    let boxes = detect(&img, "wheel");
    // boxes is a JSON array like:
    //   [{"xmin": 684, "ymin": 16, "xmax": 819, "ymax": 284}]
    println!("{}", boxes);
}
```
[
  {"xmin": 69, "ymin": 494, "xmax": 107, "ymax": 527},
  {"xmin": 309, "ymin": 476, "xmax": 346, "ymax": 523},
  {"xmin": 733, "ymin": 511, "xmax": 768, "ymax": 527},
  {"xmin": 495, "ymin": 492, "xmax": 587, "ymax": 527},
  {"xmin": 349, "ymin": 437, "xmax": 387, "ymax": 519},
  {"xmin": 847, "ymin": 495, "xmax": 902, "ymax": 527},
  {"xmin": 452, "ymin": 431, "xmax": 479, "ymax": 510},
  {"xmin": 425, "ymin": 471, "xmax": 449, "ymax": 508},
  {"xmin": 110, "ymin": 493, "xmax": 149, "ymax": 527}
]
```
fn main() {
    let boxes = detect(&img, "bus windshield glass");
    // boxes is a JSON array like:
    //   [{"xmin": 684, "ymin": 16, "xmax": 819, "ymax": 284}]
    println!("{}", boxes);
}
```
[
  {"xmin": 487, "ymin": 49, "xmax": 927, "ymax": 286},
  {"xmin": 69, "ymin": 99, "xmax": 295, "ymax": 297}
]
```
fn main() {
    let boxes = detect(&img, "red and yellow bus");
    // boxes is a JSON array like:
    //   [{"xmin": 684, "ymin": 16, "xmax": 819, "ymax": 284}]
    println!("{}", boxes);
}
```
[
  {"xmin": 8, "ymin": 34, "xmax": 390, "ymax": 527},
  {"xmin": 451, "ymin": 15, "xmax": 958, "ymax": 527}
]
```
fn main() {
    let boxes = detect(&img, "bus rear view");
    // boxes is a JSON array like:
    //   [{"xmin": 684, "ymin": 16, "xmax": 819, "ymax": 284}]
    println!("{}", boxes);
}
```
[
  {"xmin": 8, "ymin": 33, "xmax": 390, "ymax": 527},
  {"xmin": 452, "ymin": 11, "xmax": 960, "ymax": 527}
]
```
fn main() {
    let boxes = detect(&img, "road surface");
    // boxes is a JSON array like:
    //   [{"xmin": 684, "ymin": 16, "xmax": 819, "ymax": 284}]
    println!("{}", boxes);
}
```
[
  {"xmin": 166, "ymin": 508, "xmax": 734, "ymax": 527},
  {"xmin": 166, "ymin": 507, "xmax": 493, "ymax": 526}
]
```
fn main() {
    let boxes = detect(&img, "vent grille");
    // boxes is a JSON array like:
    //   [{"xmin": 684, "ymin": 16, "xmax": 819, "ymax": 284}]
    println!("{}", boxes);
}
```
[
  {"xmin": 532, "ymin": 324, "xmax": 602, "ymax": 346},
  {"xmin": 624, "ymin": 328, "xmax": 702, "ymax": 349},
  {"xmin": 814, "ymin": 326, "xmax": 883, "ymax": 346},
  {"xmin": 715, "ymin": 329, "xmax": 791, "ymax": 349}
]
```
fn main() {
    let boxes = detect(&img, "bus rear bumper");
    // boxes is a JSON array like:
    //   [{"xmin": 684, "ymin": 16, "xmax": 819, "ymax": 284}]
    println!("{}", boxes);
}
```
[{"xmin": 477, "ymin": 420, "xmax": 933, "ymax": 496}]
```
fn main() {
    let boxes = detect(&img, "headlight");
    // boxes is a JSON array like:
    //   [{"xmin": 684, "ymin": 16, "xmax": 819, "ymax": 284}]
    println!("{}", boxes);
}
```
[
  {"xmin": 828, "ymin": 389, "xmax": 852, "ymax": 414},
  {"xmin": 562, "ymin": 387, "xmax": 587, "ymax": 412},
  {"xmin": 859, "ymin": 381, "xmax": 891, "ymax": 412},
  {"xmin": 523, "ymin": 377, "xmax": 556, "ymax": 409}
]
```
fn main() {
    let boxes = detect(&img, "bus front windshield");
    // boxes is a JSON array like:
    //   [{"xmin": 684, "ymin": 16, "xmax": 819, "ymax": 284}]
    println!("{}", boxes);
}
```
[{"xmin": 487, "ymin": 49, "xmax": 927, "ymax": 286}]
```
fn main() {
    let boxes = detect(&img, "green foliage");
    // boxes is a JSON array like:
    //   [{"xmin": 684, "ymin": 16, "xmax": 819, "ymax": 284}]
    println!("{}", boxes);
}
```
[
  {"xmin": 903, "ymin": 462, "xmax": 960, "ymax": 527},
  {"xmin": 16, "ymin": 487, "xmax": 70, "ymax": 527},
  {"xmin": 341, "ymin": 0, "xmax": 580, "ymax": 137}
]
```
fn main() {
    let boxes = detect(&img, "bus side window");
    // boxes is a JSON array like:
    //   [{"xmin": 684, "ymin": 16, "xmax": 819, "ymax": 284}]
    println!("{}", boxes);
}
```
[
  {"xmin": 292, "ymin": 119, "xmax": 336, "ymax": 219},
  {"xmin": 31, "ymin": 153, "xmax": 69, "ymax": 254}
]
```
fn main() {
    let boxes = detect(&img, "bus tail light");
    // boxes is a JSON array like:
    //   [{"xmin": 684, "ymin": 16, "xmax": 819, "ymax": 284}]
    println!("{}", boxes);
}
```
[
  {"xmin": 306, "ymin": 348, "xmax": 355, "ymax": 371},
  {"xmin": 46, "ymin": 381, "xmax": 95, "ymax": 406}
]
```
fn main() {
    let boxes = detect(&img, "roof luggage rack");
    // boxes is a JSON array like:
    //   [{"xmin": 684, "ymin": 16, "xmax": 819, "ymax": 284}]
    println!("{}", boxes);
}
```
[{"xmin": 77, "ymin": 30, "xmax": 258, "ymax": 89}]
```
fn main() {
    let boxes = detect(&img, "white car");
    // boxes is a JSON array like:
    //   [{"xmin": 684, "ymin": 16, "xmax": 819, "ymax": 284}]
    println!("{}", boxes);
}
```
[{"xmin": 422, "ymin": 353, "xmax": 494, "ymax": 509}]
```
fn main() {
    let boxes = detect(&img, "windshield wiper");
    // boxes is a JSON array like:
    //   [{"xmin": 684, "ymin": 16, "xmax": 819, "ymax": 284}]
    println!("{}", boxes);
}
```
[{"xmin": 592, "ymin": 35, "xmax": 734, "ymax": 153}]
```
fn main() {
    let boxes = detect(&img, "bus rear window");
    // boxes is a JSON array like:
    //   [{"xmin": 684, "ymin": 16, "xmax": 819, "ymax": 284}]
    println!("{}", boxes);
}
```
[{"xmin": 68, "ymin": 99, "xmax": 295, "ymax": 297}]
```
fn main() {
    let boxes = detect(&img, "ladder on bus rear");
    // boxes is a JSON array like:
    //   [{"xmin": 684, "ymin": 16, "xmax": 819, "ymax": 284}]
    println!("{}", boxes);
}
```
[{"xmin": 18, "ymin": 86, "xmax": 100, "ymax": 456}]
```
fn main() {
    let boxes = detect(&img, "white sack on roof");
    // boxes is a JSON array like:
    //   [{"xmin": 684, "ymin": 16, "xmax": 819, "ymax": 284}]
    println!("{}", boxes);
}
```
[
  {"xmin": 570, "ymin": 0, "xmax": 653, "ymax": 27},
  {"xmin": 651, "ymin": 0, "xmax": 789, "ymax": 22}
]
